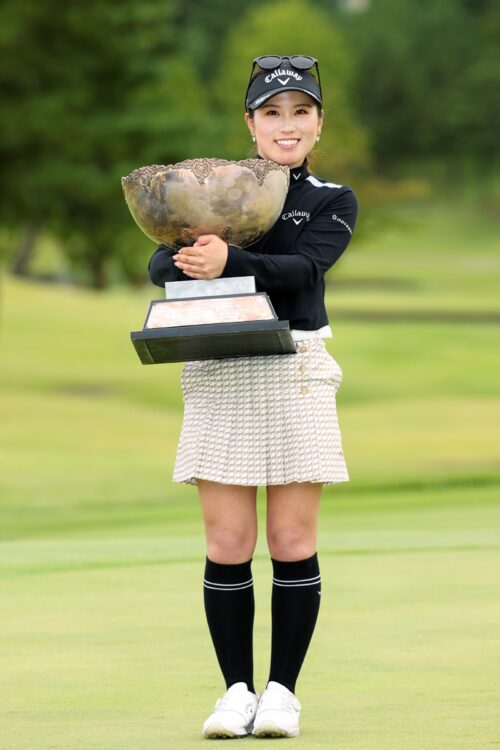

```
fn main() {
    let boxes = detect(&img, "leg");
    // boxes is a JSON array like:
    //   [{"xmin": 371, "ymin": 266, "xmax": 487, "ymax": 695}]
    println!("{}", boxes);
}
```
[
  {"xmin": 266, "ymin": 482, "xmax": 323, "ymax": 693},
  {"xmin": 252, "ymin": 483, "xmax": 323, "ymax": 737},
  {"xmin": 266, "ymin": 481, "xmax": 322, "ymax": 562},
  {"xmin": 198, "ymin": 480, "xmax": 258, "ymax": 693},
  {"xmin": 198, "ymin": 479, "xmax": 258, "ymax": 564}
]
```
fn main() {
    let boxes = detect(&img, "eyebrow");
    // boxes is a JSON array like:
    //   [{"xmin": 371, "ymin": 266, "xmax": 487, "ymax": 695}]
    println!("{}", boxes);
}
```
[{"xmin": 260, "ymin": 101, "xmax": 313, "ymax": 109}]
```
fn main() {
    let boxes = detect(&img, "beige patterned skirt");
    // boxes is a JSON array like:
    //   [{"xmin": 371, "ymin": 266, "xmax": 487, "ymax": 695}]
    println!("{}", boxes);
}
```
[{"xmin": 173, "ymin": 336, "xmax": 349, "ymax": 487}]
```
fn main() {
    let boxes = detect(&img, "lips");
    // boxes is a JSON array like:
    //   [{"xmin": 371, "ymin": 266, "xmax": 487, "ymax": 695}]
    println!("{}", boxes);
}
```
[{"xmin": 275, "ymin": 138, "xmax": 300, "ymax": 149}]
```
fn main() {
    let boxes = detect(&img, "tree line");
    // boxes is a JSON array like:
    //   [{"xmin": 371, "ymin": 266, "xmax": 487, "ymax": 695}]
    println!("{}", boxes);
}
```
[{"xmin": 1, "ymin": 0, "xmax": 497, "ymax": 287}]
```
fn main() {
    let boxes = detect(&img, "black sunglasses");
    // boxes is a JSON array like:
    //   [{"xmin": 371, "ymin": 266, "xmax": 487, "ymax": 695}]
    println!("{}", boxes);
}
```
[
  {"xmin": 253, "ymin": 55, "xmax": 318, "ymax": 70},
  {"xmin": 245, "ymin": 55, "xmax": 322, "ymax": 107}
]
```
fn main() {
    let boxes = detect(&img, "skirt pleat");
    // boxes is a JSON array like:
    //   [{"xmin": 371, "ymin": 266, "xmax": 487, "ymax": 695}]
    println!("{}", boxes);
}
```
[{"xmin": 173, "ymin": 336, "xmax": 349, "ymax": 487}]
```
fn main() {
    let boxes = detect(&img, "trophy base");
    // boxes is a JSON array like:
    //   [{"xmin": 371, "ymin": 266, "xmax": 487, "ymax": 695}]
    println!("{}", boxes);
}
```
[{"xmin": 131, "ymin": 319, "xmax": 296, "ymax": 364}]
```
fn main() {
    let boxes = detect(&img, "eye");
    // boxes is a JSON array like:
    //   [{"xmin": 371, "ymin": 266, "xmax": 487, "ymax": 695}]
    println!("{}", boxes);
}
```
[
  {"xmin": 265, "ymin": 108, "xmax": 279, "ymax": 116},
  {"xmin": 295, "ymin": 107, "xmax": 310, "ymax": 115}
]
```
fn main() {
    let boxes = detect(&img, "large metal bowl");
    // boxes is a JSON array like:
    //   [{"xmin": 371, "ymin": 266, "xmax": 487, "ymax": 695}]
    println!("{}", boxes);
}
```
[{"xmin": 121, "ymin": 158, "xmax": 290, "ymax": 249}]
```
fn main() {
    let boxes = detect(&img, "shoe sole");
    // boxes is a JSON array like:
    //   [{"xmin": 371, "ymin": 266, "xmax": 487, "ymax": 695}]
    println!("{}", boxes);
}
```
[
  {"xmin": 253, "ymin": 720, "xmax": 299, "ymax": 738},
  {"xmin": 203, "ymin": 722, "xmax": 248, "ymax": 739}
]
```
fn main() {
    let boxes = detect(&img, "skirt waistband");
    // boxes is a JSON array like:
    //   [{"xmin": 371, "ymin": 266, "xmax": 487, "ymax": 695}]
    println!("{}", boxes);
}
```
[{"xmin": 290, "ymin": 324, "xmax": 333, "ymax": 341}]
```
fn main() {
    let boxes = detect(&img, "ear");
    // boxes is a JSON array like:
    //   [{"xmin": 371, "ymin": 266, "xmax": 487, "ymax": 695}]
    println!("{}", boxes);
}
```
[
  {"xmin": 244, "ymin": 111, "xmax": 255, "ymax": 138},
  {"xmin": 317, "ymin": 109, "xmax": 324, "ymax": 137}
]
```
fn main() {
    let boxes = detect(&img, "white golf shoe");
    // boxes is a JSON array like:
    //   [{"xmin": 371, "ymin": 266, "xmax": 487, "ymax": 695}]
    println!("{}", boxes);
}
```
[
  {"xmin": 202, "ymin": 681, "xmax": 258, "ymax": 739},
  {"xmin": 252, "ymin": 680, "xmax": 301, "ymax": 738}
]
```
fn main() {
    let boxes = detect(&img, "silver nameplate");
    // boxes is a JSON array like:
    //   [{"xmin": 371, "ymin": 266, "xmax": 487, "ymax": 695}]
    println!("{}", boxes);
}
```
[
  {"xmin": 146, "ymin": 294, "xmax": 275, "ymax": 329},
  {"xmin": 165, "ymin": 276, "xmax": 256, "ymax": 300}
]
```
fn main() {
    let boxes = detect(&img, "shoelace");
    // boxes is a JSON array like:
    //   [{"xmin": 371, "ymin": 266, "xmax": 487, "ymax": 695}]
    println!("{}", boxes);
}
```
[
  {"xmin": 259, "ymin": 689, "xmax": 298, "ymax": 713},
  {"xmin": 216, "ymin": 694, "xmax": 232, "ymax": 710},
  {"xmin": 280, "ymin": 694, "xmax": 297, "ymax": 712},
  {"xmin": 216, "ymin": 692, "xmax": 255, "ymax": 714}
]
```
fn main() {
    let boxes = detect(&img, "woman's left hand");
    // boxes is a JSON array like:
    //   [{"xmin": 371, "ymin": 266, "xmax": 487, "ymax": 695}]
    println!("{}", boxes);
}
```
[{"xmin": 173, "ymin": 235, "xmax": 228, "ymax": 279}]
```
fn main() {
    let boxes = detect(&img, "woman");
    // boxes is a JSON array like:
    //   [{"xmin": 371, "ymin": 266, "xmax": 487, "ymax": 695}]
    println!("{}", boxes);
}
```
[{"xmin": 148, "ymin": 55, "xmax": 358, "ymax": 739}]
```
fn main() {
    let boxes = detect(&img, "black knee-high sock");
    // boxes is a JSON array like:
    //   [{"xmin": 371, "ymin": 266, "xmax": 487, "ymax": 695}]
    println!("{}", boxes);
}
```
[
  {"xmin": 203, "ymin": 557, "xmax": 255, "ymax": 694},
  {"xmin": 268, "ymin": 553, "xmax": 321, "ymax": 693}
]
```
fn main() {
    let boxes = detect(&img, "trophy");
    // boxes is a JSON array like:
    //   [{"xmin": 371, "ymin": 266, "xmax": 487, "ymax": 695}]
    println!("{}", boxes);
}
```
[{"xmin": 122, "ymin": 157, "xmax": 296, "ymax": 364}]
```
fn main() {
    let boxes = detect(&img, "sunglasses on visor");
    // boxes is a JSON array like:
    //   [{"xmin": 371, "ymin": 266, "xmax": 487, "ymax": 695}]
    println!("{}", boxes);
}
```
[{"xmin": 245, "ymin": 55, "xmax": 322, "ymax": 107}]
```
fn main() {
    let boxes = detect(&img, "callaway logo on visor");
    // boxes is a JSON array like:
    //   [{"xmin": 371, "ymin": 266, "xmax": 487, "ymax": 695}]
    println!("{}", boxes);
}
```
[{"xmin": 264, "ymin": 69, "xmax": 304, "ymax": 85}]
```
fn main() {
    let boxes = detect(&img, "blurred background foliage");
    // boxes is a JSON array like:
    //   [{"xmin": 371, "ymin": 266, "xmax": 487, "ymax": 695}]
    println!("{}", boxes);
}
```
[{"xmin": 0, "ymin": 0, "xmax": 498, "ymax": 287}]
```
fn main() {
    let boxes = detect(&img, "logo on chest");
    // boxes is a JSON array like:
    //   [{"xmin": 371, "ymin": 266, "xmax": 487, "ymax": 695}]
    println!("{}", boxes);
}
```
[{"xmin": 281, "ymin": 209, "xmax": 311, "ymax": 225}]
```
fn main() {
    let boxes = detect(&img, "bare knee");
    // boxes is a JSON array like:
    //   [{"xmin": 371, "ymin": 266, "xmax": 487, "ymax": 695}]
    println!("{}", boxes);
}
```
[
  {"xmin": 207, "ymin": 524, "xmax": 256, "ymax": 563},
  {"xmin": 204, "ymin": 510, "xmax": 257, "ymax": 563},
  {"xmin": 267, "ymin": 524, "xmax": 316, "ymax": 562}
]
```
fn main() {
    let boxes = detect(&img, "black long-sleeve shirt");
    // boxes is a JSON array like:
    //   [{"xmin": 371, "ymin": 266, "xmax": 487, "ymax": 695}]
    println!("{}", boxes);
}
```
[{"xmin": 148, "ymin": 158, "xmax": 358, "ymax": 331}]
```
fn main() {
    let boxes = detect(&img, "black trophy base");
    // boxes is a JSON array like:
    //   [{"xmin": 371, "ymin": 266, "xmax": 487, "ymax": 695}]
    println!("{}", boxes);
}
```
[{"xmin": 131, "ymin": 319, "xmax": 296, "ymax": 364}]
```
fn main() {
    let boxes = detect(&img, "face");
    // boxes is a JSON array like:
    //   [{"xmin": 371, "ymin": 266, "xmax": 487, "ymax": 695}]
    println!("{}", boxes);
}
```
[{"xmin": 245, "ymin": 90, "xmax": 323, "ymax": 169}]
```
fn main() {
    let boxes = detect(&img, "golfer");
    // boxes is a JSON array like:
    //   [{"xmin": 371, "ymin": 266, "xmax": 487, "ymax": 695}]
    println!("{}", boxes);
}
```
[{"xmin": 148, "ymin": 55, "xmax": 358, "ymax": 739}]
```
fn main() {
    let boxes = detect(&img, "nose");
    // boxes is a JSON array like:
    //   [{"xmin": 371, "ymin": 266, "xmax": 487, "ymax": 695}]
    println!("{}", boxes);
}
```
[
  {"xmin": 279, "ymin": 115, "xmax": 295, "ymax": 133},
  {"xmin": 280, "ymin": 111, "xmax": 295, "ymax": 135}
]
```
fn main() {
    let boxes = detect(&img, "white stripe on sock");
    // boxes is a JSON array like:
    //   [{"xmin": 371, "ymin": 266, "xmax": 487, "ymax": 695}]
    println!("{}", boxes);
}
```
[
  {"xmin": 272, "ymin": 580, "xmax": 321, "ymax": 588},
  {"xmin": 273, "ymin": 574, "xmax": 321, "ymax": 585},
  {"xmin": 203, "ymin": 581, "xmax": 254, "ymax": 592},
  {"xmin": 203, "ymin": 578, "xmax": 253, "ymax": 588}
]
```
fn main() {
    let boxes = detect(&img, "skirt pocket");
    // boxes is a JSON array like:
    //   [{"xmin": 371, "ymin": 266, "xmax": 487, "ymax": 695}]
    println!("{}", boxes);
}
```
[{"xmin": 295, "ymin": 339, "xmax": 344, "ymax": 391}]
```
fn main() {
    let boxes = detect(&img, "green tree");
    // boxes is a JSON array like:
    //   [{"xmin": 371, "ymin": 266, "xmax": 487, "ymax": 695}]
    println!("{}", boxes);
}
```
[
  {"xmin": 0, "ymin": 0, "xmax": 207, "ymax": 287},
  {"xmin": 345, "ymin": 0, "xmax": 500, "ymax": 171},
  {"xmin": 171, "ymin": 0, "xmax": 268, "ymax": 82}
]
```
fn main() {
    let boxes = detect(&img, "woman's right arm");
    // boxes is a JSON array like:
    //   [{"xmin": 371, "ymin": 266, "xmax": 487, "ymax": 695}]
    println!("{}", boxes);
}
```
[{"xmin": 148, "ymin": 244, "xmax": 192, "ymax": 287}]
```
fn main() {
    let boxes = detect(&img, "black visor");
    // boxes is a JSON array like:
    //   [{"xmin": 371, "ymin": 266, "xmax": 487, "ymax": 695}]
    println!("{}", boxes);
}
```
[
  {"xmin": 246, "ymin": 68, "xmax": 322, "ymax": 111},
  {"xmin": 245, "ymin": 56, "xmax": 323, "ymax": 111}
]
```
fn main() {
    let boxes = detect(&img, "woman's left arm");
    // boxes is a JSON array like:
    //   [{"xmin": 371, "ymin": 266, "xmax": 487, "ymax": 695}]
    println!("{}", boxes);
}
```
[
  {"xmin": 173, "ymin": 187, "xmax": 358, "ymax": 290},
  {"xmin": 220, "ymin": 188, "xmax": 358, "ymax": 292}
]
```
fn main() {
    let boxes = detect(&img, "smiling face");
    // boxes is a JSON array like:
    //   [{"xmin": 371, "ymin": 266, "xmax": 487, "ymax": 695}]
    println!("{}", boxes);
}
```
[{"xmin": 245, "ymin": 90, "xmax": 323, "ymax": 169}]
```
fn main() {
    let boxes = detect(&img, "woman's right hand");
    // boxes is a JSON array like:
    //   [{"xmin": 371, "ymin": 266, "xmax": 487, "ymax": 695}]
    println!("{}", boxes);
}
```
[{"xmin": 173, "ymin": 234, "xmax": 228, "ymax": 279}]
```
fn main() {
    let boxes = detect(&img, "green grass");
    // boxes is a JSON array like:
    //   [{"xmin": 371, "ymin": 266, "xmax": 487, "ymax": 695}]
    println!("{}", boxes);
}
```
[{"xmin": 1, "ymin": 193, "xmax": 499, "ymax": 748}]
